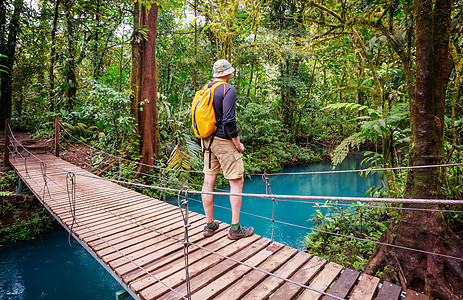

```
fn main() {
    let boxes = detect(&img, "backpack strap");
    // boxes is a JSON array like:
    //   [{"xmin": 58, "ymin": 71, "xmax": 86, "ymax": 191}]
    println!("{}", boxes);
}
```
[
  {"xmin": 202, "ymin": 81, "xmax": 226, "ymax": 169},
  {"xmin": 202, "ymin": 134, "xmax": 215, "ymax": 169}
]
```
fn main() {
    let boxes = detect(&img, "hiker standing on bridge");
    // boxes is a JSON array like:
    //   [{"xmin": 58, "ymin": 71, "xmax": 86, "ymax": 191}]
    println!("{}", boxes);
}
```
[{"xmin": 201, "ymin": 59, "xmax": 254, "ymax": 240}]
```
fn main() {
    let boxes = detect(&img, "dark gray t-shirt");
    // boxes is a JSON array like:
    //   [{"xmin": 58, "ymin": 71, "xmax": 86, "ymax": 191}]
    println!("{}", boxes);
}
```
[{"xmin": 207, "ymin": 81, "xmax": 238, "ymax": 139}]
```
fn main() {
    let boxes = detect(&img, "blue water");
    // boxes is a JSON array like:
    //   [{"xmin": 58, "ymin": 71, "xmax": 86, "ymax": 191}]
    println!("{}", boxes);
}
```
[
  {"xmin": 0, "ymin": 232, "xmax": 125, "ymax": 300},
  {"xmin": 0, "ymin": 155, "xmax": 380, "ymax": 299},
  {"xmin": 178, "ymin": 154, "xmax": 382, "ymax": 249}
]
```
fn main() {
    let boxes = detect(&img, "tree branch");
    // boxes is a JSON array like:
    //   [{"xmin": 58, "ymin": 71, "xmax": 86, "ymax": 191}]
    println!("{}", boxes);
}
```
[{"xmin": 308, "ymin": 1, "xmax": 344, "ymax": 23}]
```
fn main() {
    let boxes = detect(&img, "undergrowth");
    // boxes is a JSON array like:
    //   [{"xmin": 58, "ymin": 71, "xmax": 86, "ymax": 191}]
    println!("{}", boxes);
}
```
[
  {"xmin": 0, "ymin": 170, "xmax": 58, "ymax": 245},
  {"xmin": 303, "ymin": 201, "xmax": 391, "ymax": 272}
]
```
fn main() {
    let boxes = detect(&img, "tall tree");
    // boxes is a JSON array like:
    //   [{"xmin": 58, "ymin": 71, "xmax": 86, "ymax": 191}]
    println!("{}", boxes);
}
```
[
  {"xmin": 0, "ymin": 0, "xmax": 24, "ymax": 130},
  {"xmin": 131, "ymin": 1, "xmax": 160, "ymax": 174},
  {"xmin": 49, "ymin": 0, "xmax": 60, "ymax": 113},
  {"xmin": 63, "ymin": 0, "xmax": 77, "ymax": 110},
  {"xmin": 365, "ymin": 1, "xmax": 463, "ymax": 297}
]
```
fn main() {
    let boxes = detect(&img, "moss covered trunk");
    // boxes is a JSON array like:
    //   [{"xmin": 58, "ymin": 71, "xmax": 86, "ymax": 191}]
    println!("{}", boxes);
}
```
[{"xmin": 365, "ymin": 1, "xmax": 463, "ymax": 298}]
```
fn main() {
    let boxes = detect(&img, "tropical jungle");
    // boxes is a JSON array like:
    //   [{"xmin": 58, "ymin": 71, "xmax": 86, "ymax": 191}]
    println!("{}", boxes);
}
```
[{"xmin": 1, "ymin": 0, "xmax": 463, "ymax": 298}]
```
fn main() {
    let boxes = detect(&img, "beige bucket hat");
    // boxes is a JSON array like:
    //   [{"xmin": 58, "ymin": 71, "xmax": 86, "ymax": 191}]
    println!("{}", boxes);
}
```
[{"xmin": 213, "ymin": 59, "xmax": 235, "ymax": 77}]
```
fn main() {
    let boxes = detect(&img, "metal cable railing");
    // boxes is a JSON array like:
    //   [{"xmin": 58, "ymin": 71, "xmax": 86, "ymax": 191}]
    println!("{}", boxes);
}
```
[
  {"xmin": 6, "ymin": 124, "xmax": 463, "ymax": 299},
  {"xmin": 7, "ymin": 144, "xmax": 188, "ymax": 299},
  {"xmin": 7, "ymin": 126, "xmax": 350, "ymax": 300},
  {"xmin": 58, "ymin": 121, "xmax": 463, "ymax": 177}
]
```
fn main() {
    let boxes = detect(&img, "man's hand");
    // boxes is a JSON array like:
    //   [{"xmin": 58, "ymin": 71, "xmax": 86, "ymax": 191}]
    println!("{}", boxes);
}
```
[
  {"xmin": 231, "ymin": 136, "xmax": 244, "ymax": 152},
  {"xmin": 235, "ymin": 142, "xmax": 245, "ymax": 153}
]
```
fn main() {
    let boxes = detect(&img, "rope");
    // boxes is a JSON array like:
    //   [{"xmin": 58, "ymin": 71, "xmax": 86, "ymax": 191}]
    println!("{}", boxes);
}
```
[
  {"xmin": 59, "ymin": 132, "xmax": 232, "ymax": 195},
  {"xmin": 272, "ymin": 219, "xmax": 463, "ymax": 262},
  {"xmin": 263, "ymin": 173, "xmax": 277, "ymax": 242},
  {"xmin": 39, "ymin": 161, "xmax": 51, "ymax": 200},
  {"xmin": 31, "ymin": 136, "xmax": 463, "ymax": 213},
  {"xmin": 185, "ymin": 197, "xmax": 463, "ymax": 262},
  {"xmin": 59, "ymin": 123, "xmax": 201, "ymax": 174},
  {"xmin": 178, "ymin": 190, "xmax": 192, "ymax": 300},
  {"xmin": 65, "ymin": 171, "xmax": 81, "ymax": 249}
]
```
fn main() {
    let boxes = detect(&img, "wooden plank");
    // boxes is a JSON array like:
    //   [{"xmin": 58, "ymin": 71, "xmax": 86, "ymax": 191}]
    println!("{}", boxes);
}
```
[
  {"xmin": 349, "ymin": 274, "xmax": 380, "ymax": 300},
  {"xmin": 322, "ymin": 268, "xmax": 360, "ymax": 300},
  {"xmin": 404, "ymin": 289, "xmax": 429, "ymax": 300},
  {"xmin": 77, "ymin": 209, "xmax": 183, "ymax": 244},
  {"xmin": 191, "ymin": 242, "xmax": 285, "ymax": 300},
  {"xmin": 241, "ymin": 251, "xmax": 312, "ymax": 300},
  {"xmin": 73, "ymin": 206, "xmax": 178, "ymax": 237},
  {"xmin": 68, "ymin": 203, "xmax": 168, "ymax": 228},
  {"xmin": 126, "ymin": 226, "xmax": 232, "ymax": 289},
  {"xmin": 60, "ymin": 199, "xmax": 164, "ymax": 226},
  {"xmin": 298, "ymin": 262, "xmax": 343, "ymax": 300},
  {"xmin": 112, "ymin": 225, "xmax": 209, "ymax": 275},
  {"xmin": 151, "ymin": 236, "xmax": 266, "ymax": 300},
  {"xmin": 90, "ymin": 214, "xmax": 204, "ymax": 251},
  {"xmin": 214, "ymin": 246, "xmax": 298, "ymax": 300},
  {"xmin": 375, "ymin": 281, "xmax": 402, "ymax": 300},
  {"xmin": 270, "ymin": 255, "xmax": 327, "ymax": 299},
  {"xmin": 13, "ymin": 155, "xmax": 387, "ymax": 300},
  {"xmin": 96, "ymin": 216, "xmax": 205, "ymax": 258},
  {"xmin": 101, "ymin": 220, "xmax": 205, "ymax": 263}
]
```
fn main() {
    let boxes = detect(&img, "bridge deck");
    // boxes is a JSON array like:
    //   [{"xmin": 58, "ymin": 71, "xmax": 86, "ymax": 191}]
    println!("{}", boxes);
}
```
[{"xmin": 9, "ymin": 153, "xmax": 427, "ymax": 300}]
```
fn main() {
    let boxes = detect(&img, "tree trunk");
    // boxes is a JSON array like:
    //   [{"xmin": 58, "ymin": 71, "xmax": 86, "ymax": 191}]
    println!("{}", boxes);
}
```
[
  {"xmin": 49, "ymin": 0, "xmax": 60, "ymax": 113},
  {"xmin": 365, "ymin": 1, "xmax": 463, "ymax": 298},
  {"xmin": 0, "ymin": 0, "xmax": 24, "ymax": 130},
  {"xmin": 130, "ymin": 3, "xmax": 140, "ymax": 126},
  {"xmin": 193, "ymin": 0, "xmax": 197, "ymax": 90},
  {"xmin": 63, "ymin": 0, "xmax": 77, "ymax": 110},
  {"xmin": 131, "ymin": 2, "xmax": 160, "ymax": 175}
]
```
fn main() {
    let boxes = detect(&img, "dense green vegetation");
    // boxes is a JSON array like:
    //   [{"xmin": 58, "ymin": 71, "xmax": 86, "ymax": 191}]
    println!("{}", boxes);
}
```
[
  {"xmin": 0, "ymin": 170, "xmax": 58, "ymax": 245},
  {"xmin": 1, "ymin": 0, "xmax": 463, "ymax": 296}
]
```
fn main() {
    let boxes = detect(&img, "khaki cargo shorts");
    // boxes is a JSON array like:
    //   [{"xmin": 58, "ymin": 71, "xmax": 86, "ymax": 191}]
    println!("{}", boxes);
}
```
[{"xmin": 202, "ymin": 136, "xmax": 244, "ymax": 180}]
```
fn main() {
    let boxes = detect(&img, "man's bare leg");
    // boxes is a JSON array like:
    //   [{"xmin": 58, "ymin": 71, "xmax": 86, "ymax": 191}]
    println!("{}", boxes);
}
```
[
  {"xmin": 202, "ymin": 174, "xmax": 217, "ymax": 223},
  {"xmin": 229, "ymin": 177, "xmax": 244, "ymax": 224}
]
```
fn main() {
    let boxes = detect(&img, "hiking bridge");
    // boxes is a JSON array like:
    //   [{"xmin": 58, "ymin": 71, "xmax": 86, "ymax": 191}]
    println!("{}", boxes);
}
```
[{"xmin": 5, "ymin": 119, "xmax": 458, "ymax": 300}]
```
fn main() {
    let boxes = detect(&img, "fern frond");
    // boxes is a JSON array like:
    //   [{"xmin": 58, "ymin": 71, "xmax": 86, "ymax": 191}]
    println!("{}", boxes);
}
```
[
  {"xmin": 332, "ymin": 132, "xmax": 366, "ymax": 166},
  {"xmin": 323, "ymin": 102, "xmax": 378, "ymax": 117}
]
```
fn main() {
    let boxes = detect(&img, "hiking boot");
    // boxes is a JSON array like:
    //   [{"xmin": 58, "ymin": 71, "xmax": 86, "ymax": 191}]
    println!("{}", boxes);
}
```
[
  {"xmin": 228, "ymin": 225, "xmax": 254, "ymax": 240},
  {"xmin": 203, "ymin": 221, "xmax": 219, "ymax": 237}
]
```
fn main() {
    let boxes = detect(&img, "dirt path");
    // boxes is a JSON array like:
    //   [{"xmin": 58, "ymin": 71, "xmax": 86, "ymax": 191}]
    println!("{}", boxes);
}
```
[{"xmin": 1, "ymin": 131, "xmax": 92, "ymax": 172}]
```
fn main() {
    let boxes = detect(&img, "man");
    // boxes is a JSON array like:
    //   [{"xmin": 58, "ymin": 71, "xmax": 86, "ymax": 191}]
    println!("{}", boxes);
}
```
[{"xmin": 201, "ymin": 59, "xmax": 254, "ymax": 240}]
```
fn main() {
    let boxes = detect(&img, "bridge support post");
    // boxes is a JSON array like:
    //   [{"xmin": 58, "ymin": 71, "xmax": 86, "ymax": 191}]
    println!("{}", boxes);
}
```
[
  {"xmin": 4, "ymin": 118, "xmax": 11, "ymax": 167},
  {"xmin": 18, "ymin": 177, "xmax": 24, "ymax": 194},
  {"xmin": 115, "ymin": 290, "xmax": 130, "ymax": 300},
  {"xmin": 54, "ymin": 116, "xmax": 59, "ymax": 157}
]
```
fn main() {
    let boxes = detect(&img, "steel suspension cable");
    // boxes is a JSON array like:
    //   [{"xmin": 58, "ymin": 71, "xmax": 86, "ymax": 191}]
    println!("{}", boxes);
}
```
[
  {"xmin": 58, "ymin": 121, "xmax": 463, "ymax": 176},
  {"xmin": 10, "ymin": 130, "xmax": 463, "ymax": 208},
  {"xmin": 10, "ymin": 130, "xmax": 463, "ymax": 299},
  {"xmin": 9, "ymin": 130, "xmax": 463, "ymax": 263},
  {"xmin": 8, "ymin": 149, "xmax": 188, "ymax": 299},
  {"xmin": 33, "ymin": 136, "xmax": 352, "ymax": 300},
  {"xmin": 59, "ymin": 132, "xmax": 233, "ymax": 195}
]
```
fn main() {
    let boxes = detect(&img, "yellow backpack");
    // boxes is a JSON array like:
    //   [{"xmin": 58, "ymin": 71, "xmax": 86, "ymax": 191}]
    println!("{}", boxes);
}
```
[{"xmin": 191, "ymin": 81, "xmax": 226, "ymax": 138}]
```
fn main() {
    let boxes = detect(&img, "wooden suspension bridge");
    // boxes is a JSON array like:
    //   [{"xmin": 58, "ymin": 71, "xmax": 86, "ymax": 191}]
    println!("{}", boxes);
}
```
[{"xmin": 4, "ymin": 128, "xmax": 430, "ymax": 300}]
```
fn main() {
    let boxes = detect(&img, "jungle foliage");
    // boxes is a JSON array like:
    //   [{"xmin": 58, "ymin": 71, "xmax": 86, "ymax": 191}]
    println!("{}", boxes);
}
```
[{"xmin": 1, "ymin": 0, "xmax": 463, "ymax": 295}]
